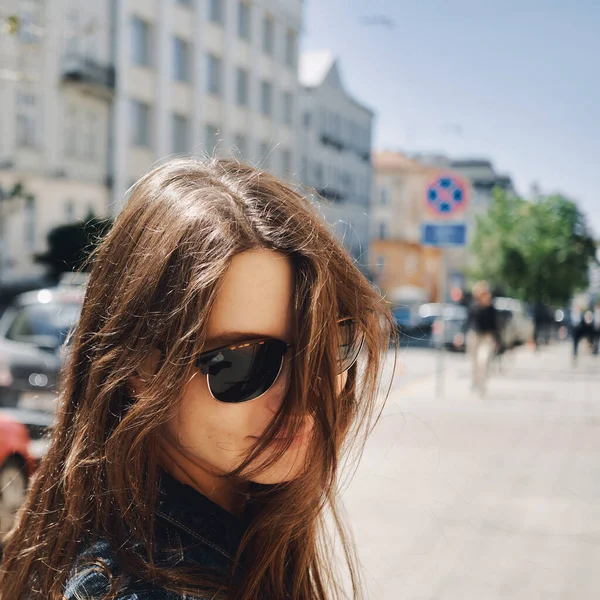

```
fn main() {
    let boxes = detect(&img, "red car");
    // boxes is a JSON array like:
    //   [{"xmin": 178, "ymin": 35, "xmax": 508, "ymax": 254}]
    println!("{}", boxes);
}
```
[{"xmin": 0, "ymin": 409, "xmax": 50, "ymax": 536}]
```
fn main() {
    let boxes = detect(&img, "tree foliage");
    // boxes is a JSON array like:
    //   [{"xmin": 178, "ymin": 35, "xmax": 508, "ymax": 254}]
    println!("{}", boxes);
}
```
[
  {"xmin": 470, "ymin": 189, "xmax": 597, "ymax": 305},
  {"xmin": 35, "ymin": 212, "xmax": 113, "ymax": 278}
]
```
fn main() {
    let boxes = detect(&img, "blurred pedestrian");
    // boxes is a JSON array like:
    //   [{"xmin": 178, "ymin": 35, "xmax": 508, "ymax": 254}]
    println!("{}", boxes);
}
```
[
  {"xmin": 570, "ymin": 302, "xmax": 589, "ymax": 365},
  {"xmin": 467, "ymin": 281, "xmax": 500, "ymax": 395},
  {"xmin": 592, "ymin": 302, "xmax": 600, "ymax": 355},
  {"xmin": 533, "ymin": 302, "xmax": 550, "ymax": 350},
  {"xmin": 0, "ymin": 158, "xmax": 395, "ymax": 599}
]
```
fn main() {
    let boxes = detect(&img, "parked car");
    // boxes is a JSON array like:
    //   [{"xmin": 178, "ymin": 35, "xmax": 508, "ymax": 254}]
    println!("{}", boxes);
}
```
[
  {"xmin": 432, "ymin": 304, "xmax": 469, "ymax": 351},
  {"xmin": 0, "ymin": 408, "xmax": 53, "ymax": 535},
  {"xmin": 494, "ymin": 297, "xmax": 534, "ymax": 348},
  {"xmin": 0, "ymin": 284, "xmax": 84, "ymax": 410},
  {"xmin": 392, "ymin": 302, "xmax": 433, "ymax": 345}
]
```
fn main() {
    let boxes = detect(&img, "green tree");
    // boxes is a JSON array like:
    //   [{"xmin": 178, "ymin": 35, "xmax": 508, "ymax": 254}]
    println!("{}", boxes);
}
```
[
  {"xmin": 470, "ymin": 189, "xmax": 597, "ymax": 305},
  {"xmin": 35, "ymin": 212, "xmax": 113, "ymax": 278}
]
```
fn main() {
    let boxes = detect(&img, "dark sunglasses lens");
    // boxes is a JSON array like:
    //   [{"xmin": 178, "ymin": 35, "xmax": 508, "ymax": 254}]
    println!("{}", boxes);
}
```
[
  {"xmin": 338, "ymin": 320, "xmax": 364, "ymax": 373},
  {"xmin": 207, "ymin": 339, "xmax": 287, "ymax": 403}
]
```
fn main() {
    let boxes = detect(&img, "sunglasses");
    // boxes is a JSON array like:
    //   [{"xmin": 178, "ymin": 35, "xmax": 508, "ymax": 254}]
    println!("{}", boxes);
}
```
[{"xmin": 195, "ymin": 319, "xmax": 365, "ymax": 403}]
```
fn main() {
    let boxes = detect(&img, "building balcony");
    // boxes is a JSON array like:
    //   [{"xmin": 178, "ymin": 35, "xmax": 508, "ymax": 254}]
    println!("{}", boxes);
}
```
[
  {"xmin": 61, "ymin": 55, "xmax": 115, "ymax": 99},
  {"xmin": 316, "ymin": 187, "xmax": 345, "ymax": 202},
  {"xmin": 319, "ymin": 134, "xmax": 345, "ymax": 152}
]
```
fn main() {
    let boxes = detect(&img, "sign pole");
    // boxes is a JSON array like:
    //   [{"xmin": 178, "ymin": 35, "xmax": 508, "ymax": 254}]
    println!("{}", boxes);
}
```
[
  {"xmin": 436, "ymin": 250, "xmax": 447, "ymax": 397},
  {"xmin": 420, "ymin": 171, "xmax": 470, "ymax": 399}
]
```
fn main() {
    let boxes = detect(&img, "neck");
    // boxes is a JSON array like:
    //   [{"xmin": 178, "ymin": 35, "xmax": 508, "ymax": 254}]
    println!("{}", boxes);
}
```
[{"xmin": 156, "ymin": 433, "xmax": 248, "ymax": 519}]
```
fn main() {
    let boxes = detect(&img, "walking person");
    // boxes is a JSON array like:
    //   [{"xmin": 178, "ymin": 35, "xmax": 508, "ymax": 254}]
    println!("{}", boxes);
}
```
[
  {"xmin": 570, "ymin": 303, "xmax": 588, "ymax": 365},
  {"xmin": 592, "ymin": 302, "xmax": 600, "ymax": 355},
  {"xmin": 467, "ymin": 281, "xmax": 500, "ymax": 395},
  {"xmin": 0, "ymin": 158, "xmax": 395, "ymax": 599}
]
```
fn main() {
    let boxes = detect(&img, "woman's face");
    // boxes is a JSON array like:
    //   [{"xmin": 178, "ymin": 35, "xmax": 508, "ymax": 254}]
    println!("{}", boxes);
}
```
[{"xmin": 150, "ymin": 249, "xmax": 347, "ymax": 485}]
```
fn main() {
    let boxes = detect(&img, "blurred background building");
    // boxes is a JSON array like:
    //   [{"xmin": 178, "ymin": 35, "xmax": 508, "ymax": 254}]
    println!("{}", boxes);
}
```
[
  {"xmin": 370, "ymin": 151, "xmax": 442, "ymax": 304},
  {"xmin": 0, "ymin": 0, "xmax": 303, "ymax": 282},
  {"xmin": 297, "ymin": 50, "xmax": 374, "ymax": 271},
  {"xmin": 0, "ymin": 0, "xmax": 111, "ymax": 281}
]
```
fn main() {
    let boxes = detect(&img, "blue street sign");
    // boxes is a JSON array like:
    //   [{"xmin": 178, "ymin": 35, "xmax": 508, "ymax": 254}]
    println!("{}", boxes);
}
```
[{"xmin": 421, "ymin": 223, "xmax": 467, "ymax": 247}]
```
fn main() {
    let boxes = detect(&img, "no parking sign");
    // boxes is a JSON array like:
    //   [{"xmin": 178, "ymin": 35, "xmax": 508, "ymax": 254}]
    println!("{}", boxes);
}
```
[
  {"xmin": 426, "ymin": 173, "xmax": 469, "ymax": 219},
  {"xmin": 421, "ymin": 173, "xmax": 470, "ymax": 247}
]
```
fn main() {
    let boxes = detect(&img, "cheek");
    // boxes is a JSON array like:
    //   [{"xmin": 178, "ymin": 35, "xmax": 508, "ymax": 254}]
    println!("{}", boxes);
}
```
[{"xmin": 165, "ymin": 372, "xmax": 255, "ymax": 470}]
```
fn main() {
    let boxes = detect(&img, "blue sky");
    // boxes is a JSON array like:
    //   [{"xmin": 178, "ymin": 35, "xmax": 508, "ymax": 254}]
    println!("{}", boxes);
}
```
[{"xmin": 302, "ymin": 0, "xmax": 600, "ymax": 235}]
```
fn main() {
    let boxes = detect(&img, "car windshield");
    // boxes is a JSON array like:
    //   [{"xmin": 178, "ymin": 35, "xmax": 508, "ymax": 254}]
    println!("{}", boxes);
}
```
[{"xmin": 6, "ymin": 302, "xmax": 81, "ymax": 348}]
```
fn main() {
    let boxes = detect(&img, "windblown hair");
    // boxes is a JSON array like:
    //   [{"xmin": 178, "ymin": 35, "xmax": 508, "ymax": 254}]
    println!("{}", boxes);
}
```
[{"xmin": 0, "ymin": 158, "xmax": 395, "ymax": 599}]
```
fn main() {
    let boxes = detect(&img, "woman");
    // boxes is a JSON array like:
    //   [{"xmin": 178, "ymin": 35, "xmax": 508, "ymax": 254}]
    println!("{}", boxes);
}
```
[{"xmin": 0, "ymin": 158, "xmax": 395, "ymax": 599}]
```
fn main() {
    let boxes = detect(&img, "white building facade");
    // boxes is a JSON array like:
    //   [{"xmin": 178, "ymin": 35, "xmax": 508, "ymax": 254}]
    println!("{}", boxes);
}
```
[
  {"xmin": 297, "ymin": 51, "xmax": 374, "ymax": 273},
  {"xmin": 112, "ymin": 0, "xmax": 302, "ymax": 210},
  {"xmin": 0, "ymin": 0, "xmax": 302, "ymax": 282},
  {"xmin": 0, "ymin": 0, "xmax": 113, "ymax": 281}
]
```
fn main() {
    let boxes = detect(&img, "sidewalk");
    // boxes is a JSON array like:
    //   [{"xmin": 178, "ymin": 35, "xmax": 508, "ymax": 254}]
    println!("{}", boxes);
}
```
[
  {"xmin": 385, "ymin": 342, "xmax": 598, "ymax": 413},
  {"xmin": 343, "ymin": 343, "xmax": 600, "ymax": 600}
]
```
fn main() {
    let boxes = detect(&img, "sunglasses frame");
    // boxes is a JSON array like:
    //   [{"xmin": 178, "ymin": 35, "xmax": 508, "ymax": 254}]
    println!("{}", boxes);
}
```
[
  {"xmin": 195, "ymin": 338, "xmax": 291, "ymax": 403},
  {"xmin": 194, "ymin": 319, "xmax": 365, "ymax": 404}
]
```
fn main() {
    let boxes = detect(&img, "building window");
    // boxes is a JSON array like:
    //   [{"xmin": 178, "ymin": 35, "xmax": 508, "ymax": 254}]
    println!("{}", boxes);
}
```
[
  {"xmin": 259, "ymin": 142, "xmax": 270, "ymax": 169},
  {"xmin": 235, "ymin": 67, "xmax": 248, "ymax": 106},
  {"xmin": 238, "ymin": 1, "xmax": 250, "ymax": 40},
  {"xmin": 173, "ymin": 37, "xmax": 191, "ymax": 83},
  {"xmin": 331, "ymin": 112, "xmax": 341, "ymax": 140},
  {"xmin": 83, "ymin": 111, "xmax": 97, "ymax": 159},
  {"xmin": 207, "ymin": 54, "xmax": 222, "ymax": 95},
  {"xmin": 260, "ymin": 80, "xmax": 272, "ymax": 116},
  {"xmin": 301, "ymin": 156, "xmax": 308, "ymax": 178},
  {"xmin": 303, "ymin": 111, "xmax": 311, "ymax": 129},
  {"xmin": 209, "ymin": 0, "xmax": 223, "ymax": 23},
  {"xmin": 64, "ymin": 103, "xmax": 77, "ymax": 157},
  {"xmin": 380, "ymin": 186, "xmax": 390, "ymax": 205},
  {"xmin": 16, "ymin": 93, "xmax": 39, "ymax": 148},
  {"xmin": 64, "ymin": 10, "xmax": 79, "ymax": 55},
  {"xmin": 314, "ymin": 162, "xmax": 323, "ymax": 187},
  {"xmin": 378, "ymin": 222, "xmax": 388, "ymax": 239},
  {"xmin": 282, "ymin": 149, "xmax": 292, "ymax": 174},
  {"xmin": 130, "ymin": 99, "xmax": 152, "ymax": 148},
  {"xmin": 342, "ymin": 170, "xmax": 352, "ymax": 191},
  {"xmin": 131, "ymin": 17, "xmax": 152, "ymax": 67},
  {"xmin": 172, "ymin": 113, "xmax": 189, "ymax": 153},
  {"xmin": 282, "ymin": 91, "xmax": 293, "ymax": 125},
  {"xmin": 234, "ymin": 133, "xmax": 247, "ymax": 157},
  {"xmin": 64, "ymin": 200, "xmax": 75, "ymax": 223},
  {"xmin": 262, "ymin": 14, "xmax": 274, "ymax": 55},
  {"xmin": 284, "ymin": 28, "xmax": 296, "ymax": 68},
  {"xmin": 319, "ymin": 107, "xmax": 327, "ymax": 132},
  {"xmin": 176, "ymin": 0, "xmax": 193, "ymax": 7},
  {"xmin": 24, "ymin": 196, "xmax": 36, "ymax": 249},
  {"xmin": 19, "ymin": 2, "xmax": 41, "ymax": 44},
  {"xmin": 205, "ymin": 123, "xmax": 220, "ymax": 155}
]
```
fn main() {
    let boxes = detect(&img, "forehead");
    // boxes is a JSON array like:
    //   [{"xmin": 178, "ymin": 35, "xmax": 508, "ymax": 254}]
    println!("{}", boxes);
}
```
[{"xmin": 206, "ymin": 249, "xmax": 294, "ymax": 341}]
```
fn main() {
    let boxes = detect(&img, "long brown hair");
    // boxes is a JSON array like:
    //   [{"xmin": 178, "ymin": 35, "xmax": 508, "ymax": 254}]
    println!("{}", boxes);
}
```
[{"xmin": 0, "ymin": 158, "xmax": 396, "ymax": 599}]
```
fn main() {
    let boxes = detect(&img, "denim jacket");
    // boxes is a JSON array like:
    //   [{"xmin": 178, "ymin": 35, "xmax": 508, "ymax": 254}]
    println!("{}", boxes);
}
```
[{"xmin": 63, "ymin": 471, "xmax": 248, "ymax": 599}]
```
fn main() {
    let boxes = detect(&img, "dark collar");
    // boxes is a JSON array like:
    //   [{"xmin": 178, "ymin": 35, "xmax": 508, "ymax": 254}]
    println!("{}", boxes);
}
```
[{"xmin": 156, "ymin": 469, "xmax": 248, "ymax": 562}]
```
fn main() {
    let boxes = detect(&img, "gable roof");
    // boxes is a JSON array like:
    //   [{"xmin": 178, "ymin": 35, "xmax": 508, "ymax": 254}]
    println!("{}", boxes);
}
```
[
  {"xmin": 299, "ymin": 50, "xmax": 337, "ymax": 88},
  {"xmin": 299, "ymin": 50, "xmax": 374, "ymax": 115}
]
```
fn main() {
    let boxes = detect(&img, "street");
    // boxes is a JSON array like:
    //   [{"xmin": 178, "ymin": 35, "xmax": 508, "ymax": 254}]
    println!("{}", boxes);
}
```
[{"xmin": 344, "ymin": 342, "xmax": 600, "ymax": 599}]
